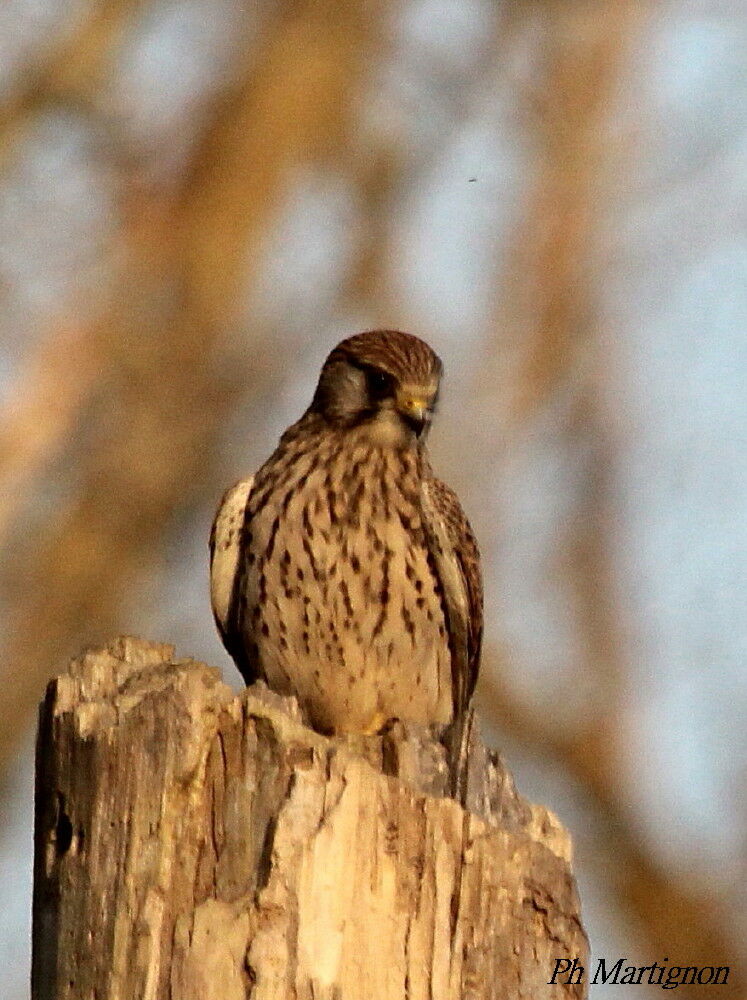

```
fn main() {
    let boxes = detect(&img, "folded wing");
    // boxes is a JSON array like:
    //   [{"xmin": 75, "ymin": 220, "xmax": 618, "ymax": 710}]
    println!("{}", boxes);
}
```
[{"xmin": 209, "ymin": 475, "xmax": 255, "ymax": 682}]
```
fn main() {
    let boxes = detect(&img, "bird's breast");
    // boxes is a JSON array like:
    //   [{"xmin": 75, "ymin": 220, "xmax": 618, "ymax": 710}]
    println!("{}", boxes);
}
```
[{"xmin": 241, "ymin": 435, "xmax": 453, "ymax": 733}]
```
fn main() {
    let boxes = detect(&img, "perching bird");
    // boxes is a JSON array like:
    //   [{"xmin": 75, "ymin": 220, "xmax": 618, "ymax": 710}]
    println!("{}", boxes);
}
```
[{"xmin": 210, "ymin": 330, "xmax": 482, "ymax": 756}]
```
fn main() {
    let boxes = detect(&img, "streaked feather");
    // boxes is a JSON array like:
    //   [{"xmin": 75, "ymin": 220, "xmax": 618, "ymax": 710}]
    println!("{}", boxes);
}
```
[{"xmin": 209, "ymin": 475, "xmax": 254, "ymax": 678}]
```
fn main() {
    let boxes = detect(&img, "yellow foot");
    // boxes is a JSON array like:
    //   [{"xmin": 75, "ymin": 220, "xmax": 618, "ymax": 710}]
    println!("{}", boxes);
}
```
[
  {"xmin": 334, "ymin": 711, "xmax": 395, "ymax": 737},
  {"xmin": 362, "ymin": 711, "xmax": 393, "ymax": 736}
]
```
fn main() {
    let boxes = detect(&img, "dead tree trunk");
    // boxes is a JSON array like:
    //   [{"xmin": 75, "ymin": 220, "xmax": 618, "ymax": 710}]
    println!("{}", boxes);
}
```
[{"xmin": 32, "ymin": 637, "xmax": 588, "ymax": 999}]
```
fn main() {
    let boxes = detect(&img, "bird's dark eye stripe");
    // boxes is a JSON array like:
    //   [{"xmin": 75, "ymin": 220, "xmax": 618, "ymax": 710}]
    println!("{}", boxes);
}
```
[{"xmin": 347, "ymin": 359, "xmax": 397, "ymax": 395}]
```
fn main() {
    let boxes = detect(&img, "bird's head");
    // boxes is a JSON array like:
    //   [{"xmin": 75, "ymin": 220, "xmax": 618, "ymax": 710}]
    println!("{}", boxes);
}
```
[{"xmin": 311, "ymin": 330, "xmax": 442, "ymax": 445}]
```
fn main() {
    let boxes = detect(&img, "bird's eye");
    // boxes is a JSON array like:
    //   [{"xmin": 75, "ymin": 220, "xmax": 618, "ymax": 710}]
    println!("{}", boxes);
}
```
[{"xmin": 367, "ymin": 368, "xmax": 393, "ymax": 397}]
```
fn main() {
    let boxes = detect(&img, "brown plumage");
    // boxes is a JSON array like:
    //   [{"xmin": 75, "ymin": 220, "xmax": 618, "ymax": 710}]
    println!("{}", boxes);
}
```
[{"xmin": 210, "ymin": 330, "xmax": 483, "ymax": 750}]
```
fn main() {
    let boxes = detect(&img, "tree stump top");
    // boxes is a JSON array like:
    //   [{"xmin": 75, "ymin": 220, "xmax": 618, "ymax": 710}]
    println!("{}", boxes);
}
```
[{"xmin": 33, "ymin": 636, "xmax": 588, "ymax": 1000}]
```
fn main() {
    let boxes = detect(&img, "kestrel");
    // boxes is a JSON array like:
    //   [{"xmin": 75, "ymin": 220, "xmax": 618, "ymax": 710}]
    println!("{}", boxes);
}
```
[{"xmin": 210, "ymin": 330, "xmax": 482, "ymax": 749}]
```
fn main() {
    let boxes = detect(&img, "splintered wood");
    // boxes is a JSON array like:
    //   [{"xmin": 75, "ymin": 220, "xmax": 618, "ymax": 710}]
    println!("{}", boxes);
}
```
[{"xmin": 32, "ymin": 637, "xmax": 588, "ymax": 999}]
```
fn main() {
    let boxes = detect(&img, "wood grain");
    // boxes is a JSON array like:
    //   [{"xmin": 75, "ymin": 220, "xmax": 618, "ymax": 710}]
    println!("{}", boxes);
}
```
[{"xmin": 33, "ymin": 637, "xmax": 588, "ymax": 999}]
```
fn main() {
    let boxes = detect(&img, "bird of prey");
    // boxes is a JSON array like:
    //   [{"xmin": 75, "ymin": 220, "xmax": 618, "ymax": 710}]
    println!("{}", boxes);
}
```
[{"xmin": 210, "ymin": 330, "xmax": 482, "ymax": 754}]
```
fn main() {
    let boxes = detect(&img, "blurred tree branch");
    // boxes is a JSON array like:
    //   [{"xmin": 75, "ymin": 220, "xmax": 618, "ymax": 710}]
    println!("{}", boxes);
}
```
[
  {"xmin": 475, "ymin": 0, "xmax": 742, "ymax": 992},
  {"xmin": 0, "ymin": 0, "xmax": 139, "ymax": 140},
  {"xmin": 0, "ymin": 0, "xmax": 383, "ymax": 775},
  {"xmin": 486, "ymin": 0, "xmax": 644, "ymax": 419},
  {"xmin": 478, "ymin": 665, "xmax": 745, "ymax": 999},
  {"xmin": 0, "ymin": 325, "xmax": 100, "ymax": 551}
]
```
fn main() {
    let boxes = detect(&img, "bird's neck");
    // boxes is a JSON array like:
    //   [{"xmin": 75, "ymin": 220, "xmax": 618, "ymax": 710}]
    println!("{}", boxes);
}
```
[{"xmin": 290, "ymin": 408, "xmax": 428, "ymax": 455}]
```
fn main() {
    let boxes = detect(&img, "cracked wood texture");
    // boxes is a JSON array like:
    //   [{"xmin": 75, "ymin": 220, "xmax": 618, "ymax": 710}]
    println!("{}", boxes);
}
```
[{"xmin": 32, "ymin": 637, "xmax": 588, "ymax": 1000}]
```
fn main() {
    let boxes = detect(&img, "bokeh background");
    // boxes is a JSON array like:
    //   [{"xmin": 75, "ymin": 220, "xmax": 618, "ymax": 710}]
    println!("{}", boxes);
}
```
[{"xmin": 0, "ymin": 0, "xmax": 745, "ymax": 996}]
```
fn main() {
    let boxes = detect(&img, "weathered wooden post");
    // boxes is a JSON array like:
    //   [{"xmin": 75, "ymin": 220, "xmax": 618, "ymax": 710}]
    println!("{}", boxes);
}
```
[{"xmin": 32, "ymin": 637, "xmax": 588, "ymax": 999}]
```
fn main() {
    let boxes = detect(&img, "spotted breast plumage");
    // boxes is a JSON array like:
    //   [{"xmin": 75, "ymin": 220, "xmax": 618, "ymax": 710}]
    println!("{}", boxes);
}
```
[{"xmin": 210, "ymin": 330, "xmax": 482, "ymax": 742}]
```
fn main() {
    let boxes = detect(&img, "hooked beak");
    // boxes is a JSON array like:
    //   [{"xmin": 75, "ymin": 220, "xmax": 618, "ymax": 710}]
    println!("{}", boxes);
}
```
[{"xmin": 396, "ymin": 391, "xmax": 432, "ymax": 437}]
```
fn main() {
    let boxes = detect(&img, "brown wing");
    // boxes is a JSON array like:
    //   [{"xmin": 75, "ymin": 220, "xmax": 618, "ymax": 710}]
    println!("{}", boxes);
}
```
[{"xmin": 420, "ymin": 477, "xmax": 483, "ymax": 719}]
